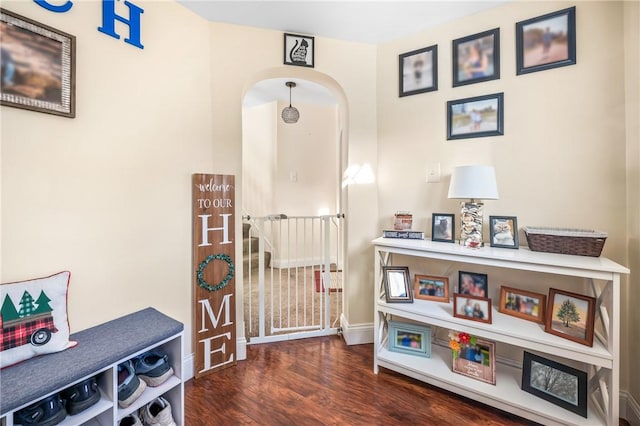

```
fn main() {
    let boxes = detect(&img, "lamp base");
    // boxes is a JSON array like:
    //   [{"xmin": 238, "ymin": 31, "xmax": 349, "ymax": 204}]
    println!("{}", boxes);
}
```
[{"xmin": 459, "ymin": 201, "xmax": 484, "ymax": 248}]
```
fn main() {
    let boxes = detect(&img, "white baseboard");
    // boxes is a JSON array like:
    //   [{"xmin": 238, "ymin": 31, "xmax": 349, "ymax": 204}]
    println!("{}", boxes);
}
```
[
  {"xmin": 621, "ymin": 390, "xmax": 640, "ymax": 425},
  {"xmin": 340, "ymin": 314, "xmax": 373, "ymax": 345}
]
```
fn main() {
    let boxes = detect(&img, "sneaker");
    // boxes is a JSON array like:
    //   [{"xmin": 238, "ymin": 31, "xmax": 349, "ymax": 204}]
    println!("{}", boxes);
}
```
[
  {"xmin": 117, "ymin": 360, "xmax": 147, "ymax": 408},
  {"xmin": 140, "ymin": 396, "xmax": 176, "ymax": 426},
  {"xmin": 14, "ymin": 394, "xmax": 67, "ymax": 426},
  {"xmin": 60, "ymin": 376, "xmax": 101, "ymax": 415},
  {"xmin": 119, "ymin": 412, "xmax": 143, "ymax": 426},
  {"xmin": 133, "ymin": 350, "xmax": 174, "ymax": 387}
]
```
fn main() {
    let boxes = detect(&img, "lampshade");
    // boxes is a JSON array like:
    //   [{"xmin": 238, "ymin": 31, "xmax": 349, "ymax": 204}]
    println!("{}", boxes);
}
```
[
  {"xmin": 448, "ymin": 165, "xmax": 499, "ymax": 201},
  {"xmin": 282, "ymin": 81, "xmax": 299, "ymax": 124}
]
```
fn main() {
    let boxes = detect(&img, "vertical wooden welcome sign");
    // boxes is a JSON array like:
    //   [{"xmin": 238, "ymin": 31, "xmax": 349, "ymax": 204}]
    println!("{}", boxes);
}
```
[{"xmin": 192, "ymin": 174, "xmax": 236, "ymax": 378}]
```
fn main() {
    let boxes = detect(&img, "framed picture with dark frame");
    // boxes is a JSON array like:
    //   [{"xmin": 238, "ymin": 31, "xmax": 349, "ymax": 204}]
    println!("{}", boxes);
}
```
[
  {"xmin": 383, "ymin": 266, "xmax": 413, "ymax": 303},
  {"xmin": 414, "ymin": 274, "xmax": 449, "ymax": 303},
  {"xmin": 453, "ymin": 293, "xmax": 492, "ymax": 324},
  {"xmin": 452, "ymin": 28, "xmax": 500, "ymax": 87},
  {"xmin": 447, "ymin": 93, "xmax": 504, "ymax": 140},
  {"xmin": 498, "ymin": 286, "xmax": 546, "ymax": 323},
  {"xmin": 516, "ymin": 6, "xmax": 576, "ymax": 75},
  {"xmin": 0, "ymin": 8, "xmax": 76, "ymax": 118},
  {"xmin": 489, "ymin": 216, "xmax": 519, "ymax": 249},
  {"xmin": 284, "ymin": 32, "xmax": 314, "ymax": 68},
  {"xmin": 453, "ymin": 337, "xmax": 496, "ymax": 385},
  {"xmin": 545, "ymin": 288, "xmax": 595, "ymax": 347},
  {"xmin": 388, "ymin": 320, "xmax": 431, "ymax": 358},
  {"xmin": 399, "ymin": 44, "xmax": 438, "ymax": 97},
  {"xmin": 458, "ymin": 271, "xmax": 488, "ymax": 298},
  {"xmin": 432, "ymin": 213, "xmax": 455, "ymax": 243},
  {"xmin": 522, "ymin": 351, "xmax": 587, "ymax": 418}
]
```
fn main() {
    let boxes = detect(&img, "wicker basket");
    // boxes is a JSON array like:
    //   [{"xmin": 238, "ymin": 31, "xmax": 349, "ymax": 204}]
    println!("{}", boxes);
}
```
[{"xmin": 523, "ymin": 227, "xmax": 607, "ymax": 257}]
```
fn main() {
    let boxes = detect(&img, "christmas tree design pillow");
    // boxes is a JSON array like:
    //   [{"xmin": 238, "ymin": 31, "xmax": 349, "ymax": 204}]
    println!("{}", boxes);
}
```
[{"xmin": 0, "ymin": 271, "xmax": 77, "ymax": 368}]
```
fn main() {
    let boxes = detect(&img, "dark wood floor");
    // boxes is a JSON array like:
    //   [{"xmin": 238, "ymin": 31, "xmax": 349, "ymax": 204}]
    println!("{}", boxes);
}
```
[{"xmin": 184, "ymin": 335, "xmax": 539, "ymax": 425}]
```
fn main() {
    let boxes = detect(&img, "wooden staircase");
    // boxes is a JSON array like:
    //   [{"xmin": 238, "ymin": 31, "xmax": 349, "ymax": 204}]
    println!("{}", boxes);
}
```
[{"xmin": 243, "ymin": 222, "xmax": 271, "ymax": 271}]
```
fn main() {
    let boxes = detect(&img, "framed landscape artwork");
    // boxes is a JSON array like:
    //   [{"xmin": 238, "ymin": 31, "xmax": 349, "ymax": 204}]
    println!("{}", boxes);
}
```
[{"xmin": 545, "ymin": 288, "xmax": 595, "ymax": 347}]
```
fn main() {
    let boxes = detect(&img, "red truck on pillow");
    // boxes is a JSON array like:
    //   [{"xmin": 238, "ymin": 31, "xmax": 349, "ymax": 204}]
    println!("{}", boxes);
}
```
[{"xmin": 0, "ymin": 290, "xmax": 58, "ymax": 351}]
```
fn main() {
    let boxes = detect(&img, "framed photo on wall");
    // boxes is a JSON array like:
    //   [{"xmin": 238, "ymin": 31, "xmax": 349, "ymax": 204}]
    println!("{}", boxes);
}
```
[
  {"xmin": 452, "ymin": 28, "xmax": 500, "ymax": 87},
  {"xmin": 0, "ymin": 8, "xmax": 76, "ymax": 118},
  {"xmin": 383, "ymin": 266, "xmax": 413, "ymax": 303},
  {"xmin": 432, "ymin": 213, "xmax": 454, "ymax": 243},
  {"xmin": 284, "ymin": 32, "xmax": 314, "ymax": 68},
  {"xmin": 516, "ymin": 7, "xmax": 576, "ymax": 75},
  {"xmin": 399, "ymin": 45, "xmax": 438, "ymax": 97},
  {"xmin": 388, "ymin": 320, "xmax": 431, "ymax": 358},
  {"xmin": 489, "ymin": 216, "xmax": 519, "ymax": 249},
  {"xmin": 414, "ymin": 274, "xmax": 449, "ymax": 303},
  {"xmin": 545, "ymin": 288, "xmax": 595, "ymax": 347},
  {"xmin": 498, "ymin": 286, "xmax": 546, "ymax": 323},
  {"xmin": 447, "ymin": 93, "xmax": 504, "ymax": 140}
]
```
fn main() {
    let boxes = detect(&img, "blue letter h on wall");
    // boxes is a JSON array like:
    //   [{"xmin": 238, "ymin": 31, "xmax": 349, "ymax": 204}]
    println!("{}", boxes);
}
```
[{"xmin": 97, "ymin": 0, "xmax": 144, "ymax": 49}]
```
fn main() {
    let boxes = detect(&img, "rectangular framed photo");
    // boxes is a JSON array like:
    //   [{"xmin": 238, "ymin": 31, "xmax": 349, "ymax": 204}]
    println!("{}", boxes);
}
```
[
  {"xmin": 489, "ymin": 216, "xmax": 519, "ymax": 249},
  {"xmin": 388, "ymin": 320, "xmax": 431, "ymax": 358},
  {"xmin": 284, "ymin": 32, "xmax": 314, "ymax": 68},
  {"xmin": 516, "ymin": 6, "xmax": 576, "ymax": 75},
  {"xmin": 1, "ymin": 8, "xmax": 75, "ymax": 118},
  {"xmin": 453, "ymin": 293, "xmax": 492, "ymax": 324},
  {"xmin": 458, "ymin": 271, "xmax": 488, "ymax": 298},
  {"xmin": 545, "ymin": 288, "xmax": 595, "ymax": 347},
  {"xmin": 522, "ymin": 351, "xmax": 587, "ymax": 418},
  {"xmin": 447, "ymin": 93, "xmax": 504, "ymax": 140},
  {"xmin": 499, "ymin": 286, "xmax": 546, "ymax": 323},
  {"xmin": 399, "ymin": 44, "xmax": 438, "ymax": 97},
  {"xmin": 414, "ymin": 274, "xmax": 449, "ymax": 303},
  {"xmin": 453, "ymin": 338, "xmax": 496, "ymax": 385},
  {"xmin": 453, "ymin": 28, "xmax": 500, "ymax": 87},
  {"xmin": 383, "ymin": 266, "xmax": 413, "ymax": 303},
  {"xmin": 432, "ymin": 213, "xmax": 455, "ymax": 243}
]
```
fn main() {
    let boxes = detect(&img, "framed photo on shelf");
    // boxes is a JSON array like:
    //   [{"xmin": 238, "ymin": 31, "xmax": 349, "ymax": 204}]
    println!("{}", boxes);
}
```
[
  {"xmin": 452, "ymin": 337, "xmax": 496, "ymax": 385},
  {"xmin": 431, "ymin": 213, "xmax": 455, "ymax": 243},
  {"xmin": 498, "ymin": 286, "xmax": 546, "ymax": 323},
  {"xmin": 399, "ymin": 44, "xmax": 438, "ymax": 97},
  {"xmin": 414, "ymin": 274, "xmax": 449, "ymax": 303},
  {"xmin": 545, "ymin": 288, "xmax": 595, "ymax": 347},
  {"xmin": 453, "ymin": 293, "xmax": 492, "ymax": 324},
  {"xmin": 516, "ymin": 6, "xmax": 576, "ymax": 75},
  {"xmin": 383, "ymin": 266, "xmax": 413, "ymax": 303},
  {"xmin": 284, "ymin": 32, "xmax": 314, "ymax": 68},
  {"xmin": 458, "ymin": 271, "xmax": 488, "ymax": 298},
  {"xmin": 0, "ymin": 8, "xmax": 76, "ymax": 118},
  {"xmin": 489, "ymin": 216, "xmax": 519, "ymax": 249},
  {"xmin": 452, "ymin": 28, "xmax": 500, "ymax": 87},
  {"xmin": 388, "ymin": 320, "xmax": 431, "ymax": 358},
  {"xmin": 522, "ymin": 351, "xmax": 587, "ymax": 418},
  {"xmin": 446, "ymin": 93, "xmax": 504, "ymax": 140}
]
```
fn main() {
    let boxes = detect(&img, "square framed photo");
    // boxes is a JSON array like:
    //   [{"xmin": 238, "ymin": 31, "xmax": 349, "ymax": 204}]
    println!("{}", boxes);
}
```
[
  {"xmin": 284, "ymin": 33, "xmax": 314, "ymax": 68},
  {"xmin": 447, "ymin": 93, "xmax": 504, "ymax": 140},
  {"xmin": 388, "ymin": 320, "xmax": 431, "ymax": 358},
  {"xmin": 453, "ymin": 338, "xmax": 496, "ymax": 385},
  {"xmin": 383, "ymin": 266, "xmax": 413, "ymax": 303},
  {"xmin": 498, "ymin": 286, "xmax": 546, "ymax": 323},
  {"xmin": 452, "ymin": 28, "xmax": 500, "ymax": 87},
  {"xmin": 489, "ymin": 216, "xmax": 519, "ymax": 249},
  {"xmin": 399, "ymin": 45, "xmax": 438, "ymax": 97},
  {"xmin": 458, "ymin": 271, "xmax": 488, "ymax": 298},
  {"xmin": 545, "ymin": 288, "xmax": 595, "ymax": 347},
  {"xmin": 432, "ymin": 213, "xmax": 455, "ymax": 243},
  {"xmin": 522, "ymin": 351, "xmax": 587, "ymax": 418},
  {"xmin": 516, "ymin": 6, "xmax": 576, "ymax": 75},
  {"xmin": 453, "ymin": 294, "xmax": 492, "ymax": 324},
  {"xmin": 1, "ymin": 8, "xmax": 75, "ymax": 118},
  {"xmin": 414, "ymin": 274, "xmax": 449, "ymax": 303}
]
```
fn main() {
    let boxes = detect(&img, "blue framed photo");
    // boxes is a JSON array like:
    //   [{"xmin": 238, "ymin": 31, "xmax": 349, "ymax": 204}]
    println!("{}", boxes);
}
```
[{"xmin": 388, "ymin": 320, "xmax": 431, "ymax": 358}]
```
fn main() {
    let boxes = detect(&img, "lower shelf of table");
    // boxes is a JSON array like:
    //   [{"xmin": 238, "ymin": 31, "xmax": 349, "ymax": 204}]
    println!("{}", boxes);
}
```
[{"xmin": 375, "ymin": 343, "xmax": 605, "ymax": 426}]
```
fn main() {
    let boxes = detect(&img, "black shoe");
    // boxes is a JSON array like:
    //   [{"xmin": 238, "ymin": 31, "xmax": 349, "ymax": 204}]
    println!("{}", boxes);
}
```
[
  {"xmin": 61, "ymin": 376, "xmax": 101, "ymax": 415},
  {"xmin": 14, "ymin": 394, "xmax": 67, "ymax": 426}
]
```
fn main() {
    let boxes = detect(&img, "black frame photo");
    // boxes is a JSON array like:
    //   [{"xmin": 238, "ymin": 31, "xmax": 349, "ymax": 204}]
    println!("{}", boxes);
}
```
[
  {"xmin": 399, "ymin": 45, "xmax": 438, "ymax": 97},
  {"xmin": 284, "ymin": 32, "xmax": 314, "ymax": 68},
  {"xmin": 489, "ymin": 216, "xmax": 519, "ymax": 249},
  {"xmin": 452, "ymin": 28, "xmax": 500, "ymax": 87},
  {"xmin": 431, "ymin": 213, "xmax": 455, "ymax": 243},
  {"xmin": 458, "ymin": 271, "xmax": 488, "ymax": 298},
  {"xmin": 0, "ymin": 8, "xmax": 76, "ymax": 118},
  {"xmin": 383, "ymin": 266, "xmax": 413, "ymax": 303},
  {"xmin": 516, "ymin": 6, "xmax": 576, "ymax": 75},
  {"xmin": 522, "ymin": 351, "xmax": 587, "ymax": 418},
  {"xmin": 447, "ymin": 93, "xmax": 504, "ymax": 140}
]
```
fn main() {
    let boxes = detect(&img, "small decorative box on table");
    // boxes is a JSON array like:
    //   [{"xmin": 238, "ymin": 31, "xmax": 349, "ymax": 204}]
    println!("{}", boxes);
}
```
[{"xmin": 523, "ymin": 227, "xmax": 607, "ymax": 257}]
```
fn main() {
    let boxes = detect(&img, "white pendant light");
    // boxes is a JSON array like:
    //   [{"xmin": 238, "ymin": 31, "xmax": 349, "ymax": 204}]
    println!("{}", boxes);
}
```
[{"xmin": 281, "ymin": 81, "xmax": 300, "ymax": 124}]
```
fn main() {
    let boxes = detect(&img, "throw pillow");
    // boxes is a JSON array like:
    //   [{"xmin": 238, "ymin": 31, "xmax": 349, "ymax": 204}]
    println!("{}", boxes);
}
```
[{"xmin": 1, "ymin": 271, "xmax": 77, "ymax": 368}]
